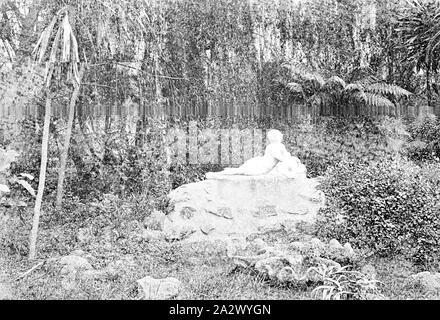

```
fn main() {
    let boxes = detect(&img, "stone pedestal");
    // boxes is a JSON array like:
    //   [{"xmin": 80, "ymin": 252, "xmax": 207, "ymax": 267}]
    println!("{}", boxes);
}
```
[
  {"xmin": 206, "ymin": 173, "xmax": 312, "ymax": 212},
  {"xmin": 164, "ymin": 174, "xmax": 325, "ymax": 242}
]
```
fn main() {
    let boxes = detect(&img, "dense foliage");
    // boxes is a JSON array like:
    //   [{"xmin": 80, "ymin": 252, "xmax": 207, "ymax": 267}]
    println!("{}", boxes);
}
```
[
  {"xmin": 406, "ymin": 116, "xmax": 440, "ymax": 163},
  {"xmin": 4, "ymin": 116, "xmax": 406, "ymax": 202},
  {"xmin": 1, "ymin": 0, "xmax": 430, "ymax": 120},
  {"xmin": 317, "ymin": 159, "xmax": 440, "ymax": 266}
]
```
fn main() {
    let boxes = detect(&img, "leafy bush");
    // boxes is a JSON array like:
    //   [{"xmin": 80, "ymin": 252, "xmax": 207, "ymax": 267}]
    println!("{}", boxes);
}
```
[
  {"xmin": 61, "ymin": 121, "xmax": 221, "ymax": 202},
  {"xmin": 317, "ymin": 159, "xmax": 440, "ymax": 266},
  {"xmin": 1, "ymin": 147, "xmax": 38, "ymax": 257},
  {"xmin": 8, "ymin": 118, "xmax": 60, "ymax": 195},
  {"xmin": 406, "ymin": 116, "xmax": 440, "ymax": 163},
  {"xmin": 278, "ymin": 116, "xmax": 408, "ymax": 177}
]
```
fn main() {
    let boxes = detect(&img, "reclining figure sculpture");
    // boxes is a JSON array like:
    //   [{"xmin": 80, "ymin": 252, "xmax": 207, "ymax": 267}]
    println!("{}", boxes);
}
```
[{"xmin": 207, "ymin": 129, "xmax": 306, "ymax": 179}]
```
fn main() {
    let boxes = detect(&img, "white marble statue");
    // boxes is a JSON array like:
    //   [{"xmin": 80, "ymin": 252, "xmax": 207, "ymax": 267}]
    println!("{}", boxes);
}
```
[{"xmin": 208, "ymin": 129, "xmax": 306, "ymax": 178}]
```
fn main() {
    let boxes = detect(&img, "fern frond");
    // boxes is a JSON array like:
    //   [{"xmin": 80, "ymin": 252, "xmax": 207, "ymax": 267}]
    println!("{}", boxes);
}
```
[
  {"xmin": 349, "ymin": 67, "xmax": 376, "ymax": 82},
  {"xmin": 354, "ymin": 75, "xmax": 378, "ymax": 87},
  {"xmin": 366, "ymin": 83, "xmax": 412, "ymax": 98},
  {"xmin": 308, "ymin": 94, "xmax": 323, "ymax": 106},
  {"xmin": 286, "ymin": 82, "xmax": 304, "ymax": 94},
  {"xmin": 350, "ymin": 91, "xmax": 367, "ymax": 104},
  {"xmin": 0, "ymin": 39, "xmax": 15, "ymax": 61},
  {"xmin": 323, "ymin": 76, "xmax": 346, "ymax": 92},
  {"xmin": 363, "ymin": 92, "xmax": 395, "ymax": 108},
  {"xmin": 344, "ymin": 83, "xmax": 364, "ymax": 93},
  {"xmin": 301, "ymin": 72, "xmax": 325, "ymax": 90}
]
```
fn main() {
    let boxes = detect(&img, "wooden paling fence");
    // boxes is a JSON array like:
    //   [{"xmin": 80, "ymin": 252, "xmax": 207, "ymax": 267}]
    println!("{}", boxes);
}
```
[
  {"xmin": 0, "ymin": 100, "xmax": 437, "ymax": 122},
  {"xmin": 165, "ymin": 126, "xmax": 266, "ymax": 166},
  {"xmin": 75, "ymin": 118, "xmax": 267, "ymax": 166},
  {"xmin": 0, "ymin": 104, "xmax": 437, "ymax": 167}
]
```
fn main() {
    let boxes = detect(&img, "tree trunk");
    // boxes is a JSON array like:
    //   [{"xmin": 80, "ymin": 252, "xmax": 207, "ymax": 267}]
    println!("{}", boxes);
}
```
[
  {"xmin": 55, "ymin": 65, "xmax": 85, "ymax": 210},
  {"xmin": 29, "ymin": 91, "xmax": 52, "ymax": 260},
  {"xmin": 427, "ymin": 68, "xmax": 432, "ymax": 107}
]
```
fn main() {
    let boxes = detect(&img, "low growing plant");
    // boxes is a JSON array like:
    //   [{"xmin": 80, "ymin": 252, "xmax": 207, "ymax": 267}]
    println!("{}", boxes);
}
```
[{"xmin": 309, "ymin": 264, "xmax": 382, "ymax": 300}]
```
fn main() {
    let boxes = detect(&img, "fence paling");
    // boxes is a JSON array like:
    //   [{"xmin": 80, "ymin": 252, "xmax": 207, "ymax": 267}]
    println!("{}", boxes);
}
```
[
  {"xmin": 1, "ymin": 100, "xmax": 434, "ymax": 121},
  {"xmin": 0, "ymin": 108, "xmax": 435, "ymax": 165}
]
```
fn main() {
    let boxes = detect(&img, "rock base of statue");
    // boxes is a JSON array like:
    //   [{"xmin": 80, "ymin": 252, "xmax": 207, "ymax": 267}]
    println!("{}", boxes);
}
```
[{"xmin": 162, "ymin": 172, "xmax": 325, "ymax": 242}]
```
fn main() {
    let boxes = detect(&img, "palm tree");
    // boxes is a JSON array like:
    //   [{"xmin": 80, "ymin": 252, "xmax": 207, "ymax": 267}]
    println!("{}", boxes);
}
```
[
  {"xmin": 395, "ymin": 0, "xmax": 440, "ymax": 107},
  {"xmin": 282, "ymin": 66, "xmax": 411, "ymax": 116},
  {"xmin": 29, "ymin": 7, "xmax": 82, "ymax": 260}
]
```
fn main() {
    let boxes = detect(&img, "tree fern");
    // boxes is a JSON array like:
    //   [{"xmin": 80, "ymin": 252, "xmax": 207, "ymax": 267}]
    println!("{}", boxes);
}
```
[
  {"xmin": 299, "ymin": 72, "xmax": 325, "ymax": 90},
  {"xmin": 286, "ymin": 82, "xmax": 304, "ymax": 94},
  {"xmin": 350, "ymin": 90, "xmax": 368, "ymax": 104},
  {"xmin": 344, "ymin": 83, "xmax": 364, "ymax": 94},
  {"xmin": 366, "ymin": 83, "xmax": 412, "ymax": 98},
  {"xmin": 283, "ymin": 64, "xmax": 325, "ymax": 94},
  {"xmin": 354, "ymin": 75, "xmax": 378, "ymax": 87},
  {"xmin": 363, "ymin": 92, "xmax": 395, "ymax": 108},
  {"xmin": 282, "ymin": 67, "xmax": 411, "ymax": 114},
  {"xmin": 323, "ymin": 76, "xmax": 346, "ymax": 92}
]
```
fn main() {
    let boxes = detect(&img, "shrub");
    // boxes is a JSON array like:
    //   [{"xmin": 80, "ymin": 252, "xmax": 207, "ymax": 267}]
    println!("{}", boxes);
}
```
[
  {"xmin": 8, "ymin": 118, "xmax": 60, "ymax": 195},
  {"xmin": 317, "ymin": 159, "xmax": 440, "ymax": 266},
  {"xmin": 1, "ymin": 147, "xmax": 37, "ymax": 257},
  {"xmin": 278, "ymin": 116, "xmax": 408, "ymax": 177},
  {"xmin": 406, "ymin": 116, "xmax": 440, "ymax": 163}
]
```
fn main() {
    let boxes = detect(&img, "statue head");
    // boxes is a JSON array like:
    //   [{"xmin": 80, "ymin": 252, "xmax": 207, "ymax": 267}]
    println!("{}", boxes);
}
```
[{"xmin": 267, "ymin": 129, "xmax": 283, "ymax": 144}]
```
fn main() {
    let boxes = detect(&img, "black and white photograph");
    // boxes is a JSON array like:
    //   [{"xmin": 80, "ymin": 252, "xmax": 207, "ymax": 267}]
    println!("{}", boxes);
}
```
[{"xmin": 1, "ymin": 0, "xmax": 440, "ymax": 309}]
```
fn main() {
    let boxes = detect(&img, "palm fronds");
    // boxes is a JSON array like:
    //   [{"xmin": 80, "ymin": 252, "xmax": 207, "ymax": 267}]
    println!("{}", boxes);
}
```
[
  {"xmin": 32, "ymin": 14, "xmax": 58, "ymax": 64},
  {"xmin": 0, "ymin": 38, "xmax": 15, "ymax": 62},
  {"xmin": 396, "ymin": 0, "xmax": 440, "ymax": 71},
  {"xmin": 61, "ymin": 14, "xmax": 72, "ymax": 62},
  {"xmin": 32, "ymin": 9, "xmax": 80, "ymax": 86}
]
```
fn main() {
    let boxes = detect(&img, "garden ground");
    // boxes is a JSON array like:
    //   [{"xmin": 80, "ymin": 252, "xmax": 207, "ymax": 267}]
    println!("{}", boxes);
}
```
[{"xmin": 1, "ymin": 218, "xmax": 439, "ymax": 300}]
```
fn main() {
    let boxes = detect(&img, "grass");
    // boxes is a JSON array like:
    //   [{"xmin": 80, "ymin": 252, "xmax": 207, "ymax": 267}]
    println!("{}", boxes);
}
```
[
  {"xmin": 371, "ymin": 256, "xmax": 440, "ymax": 300},
  {"xmin": 1, "ymin": 239, "xmax": 310, "ymax": 300},
  {"xmin": 2, "ymin": 221, "xmax": 440, "ymax": 300},
  {"xmin": 1, "ymin": 187, "xmax": 440, "ymax": 300}
]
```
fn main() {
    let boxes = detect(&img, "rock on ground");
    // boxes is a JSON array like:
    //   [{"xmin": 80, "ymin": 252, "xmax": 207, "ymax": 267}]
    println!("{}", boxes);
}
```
[
  {"xmin": 0, "ymin": 257, "xmax": 12, "ymax": 300},
  {"xmin": 405, "ymin": 272, "xmax": 440, "ymax": 293},
  {"xmin": 0, "ymin": 273, "xmax": 12, "ymax": 300},
  {"xmin": 57, "ymin": 252, "xmax": 94, "ymax": 291},
  {"xmin": 164, "ymin": 174, "xmax": 325, "ymax": 243},
  {"xmin": 137, "ymin": 276, "xmax": 181, "ymax": 300}
]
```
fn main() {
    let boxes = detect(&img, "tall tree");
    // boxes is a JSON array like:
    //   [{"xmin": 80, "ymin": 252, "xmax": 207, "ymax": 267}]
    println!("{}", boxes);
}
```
[{"xmin": 29, "ymin": 7, "xmax": 80, "ymax": 259}]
